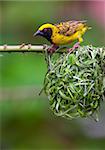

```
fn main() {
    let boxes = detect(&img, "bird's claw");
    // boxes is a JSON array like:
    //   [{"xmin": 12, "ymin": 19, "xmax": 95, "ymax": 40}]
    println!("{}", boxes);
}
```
[
  {"xmin": 68, "ymin": 42, "xmax": 80, "ymax": 53},
  {"xmin": 43, "ymin": 44, "xmax": 56, "ymax": 54},
  {"xmin": 47, "ymin": 44, "xmax": 59, "ymax": 54},
  {"xmin": 47, "ymin": 47, "xmax": 56, "ymax": 54}
]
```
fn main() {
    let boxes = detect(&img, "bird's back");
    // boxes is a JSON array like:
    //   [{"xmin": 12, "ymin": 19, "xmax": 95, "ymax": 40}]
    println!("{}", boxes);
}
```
[{"xmin": 55, "ymin": 20, "xmax": 88, "ymax": 36}]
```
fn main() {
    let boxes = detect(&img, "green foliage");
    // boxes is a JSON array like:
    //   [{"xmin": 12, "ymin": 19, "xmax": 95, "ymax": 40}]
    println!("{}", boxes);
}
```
[
  {"xmin": 44, "ymin": 46, "xmax": 105, "ymax": 120},
  {"xmin": 1, "ymin": 54, "xmax": 47, "ymax": 87}
]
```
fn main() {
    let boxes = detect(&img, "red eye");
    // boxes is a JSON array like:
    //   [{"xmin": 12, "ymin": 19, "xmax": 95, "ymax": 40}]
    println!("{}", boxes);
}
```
[{"xmin": 44, "ymin": 28, "xmax": 47, "ymax": 32}]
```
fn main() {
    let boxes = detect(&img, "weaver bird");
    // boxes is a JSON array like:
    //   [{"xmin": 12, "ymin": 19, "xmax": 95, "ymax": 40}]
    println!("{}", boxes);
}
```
[{"xmin": 34, "ymin": 20, "xmax": 91, "ymax": 53}]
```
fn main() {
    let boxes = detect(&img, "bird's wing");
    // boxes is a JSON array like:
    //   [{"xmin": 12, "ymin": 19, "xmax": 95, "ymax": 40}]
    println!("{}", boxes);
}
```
[{"xmin": 55, "ymin": 20, "xmax": 87, "ymax": 36}]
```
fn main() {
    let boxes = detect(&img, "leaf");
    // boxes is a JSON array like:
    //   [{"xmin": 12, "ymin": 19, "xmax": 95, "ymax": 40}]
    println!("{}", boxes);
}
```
[{"xmin": 68, "ymin": 54, "xmax": 77, "ymax": 65}]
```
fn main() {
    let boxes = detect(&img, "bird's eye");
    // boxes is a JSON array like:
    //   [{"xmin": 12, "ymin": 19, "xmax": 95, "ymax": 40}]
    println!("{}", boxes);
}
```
[{"xmin": 43, "ymin": 28, "xmax": 47, "ymax": 32}]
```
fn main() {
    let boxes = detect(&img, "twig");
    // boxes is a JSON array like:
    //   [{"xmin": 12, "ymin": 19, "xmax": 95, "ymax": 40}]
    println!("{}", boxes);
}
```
[
  {"xmin": 0, "ymin": 44, "xmax": 65, "ymax": 53},
  {"xmin": 0, "ymin": 44, "xmax": 45, "ymax": 53}
]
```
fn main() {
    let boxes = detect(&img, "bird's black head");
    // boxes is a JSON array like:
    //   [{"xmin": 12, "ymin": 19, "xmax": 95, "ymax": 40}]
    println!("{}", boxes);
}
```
[{"xmin": 33, "ymin": 28, "xmax": 53, "ymax": 43}]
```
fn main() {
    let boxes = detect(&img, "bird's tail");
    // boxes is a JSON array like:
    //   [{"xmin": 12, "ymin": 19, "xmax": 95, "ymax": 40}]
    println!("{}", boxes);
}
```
[{"xmin": 81, "ymin": 25, "xmax": 91, "ymax": 35}]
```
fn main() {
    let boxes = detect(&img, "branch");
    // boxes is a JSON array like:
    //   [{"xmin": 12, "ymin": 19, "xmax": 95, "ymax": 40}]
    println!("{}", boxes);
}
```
[
  {"xmin": 0, "ymin": 44, "xmax": 104, "ymax": 55},
  {"xmin": 0, "ymin": 44, "xmax": 64, "ymax": 53},
  {"xmin": 0, "ymin": 44, "xmax": 46, "ymax": 53}
]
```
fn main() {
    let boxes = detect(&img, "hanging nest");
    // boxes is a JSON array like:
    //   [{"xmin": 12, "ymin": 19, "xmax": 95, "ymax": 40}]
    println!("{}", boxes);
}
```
[{"xmin": 44, "ymin": 46, "xmax": 105, "ymax": 120}]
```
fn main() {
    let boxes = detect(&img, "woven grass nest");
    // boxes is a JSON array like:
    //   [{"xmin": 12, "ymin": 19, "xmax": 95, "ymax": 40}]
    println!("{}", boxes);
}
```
[{"xmin": 44, "ymin": 45, "xmax": 105, "ymax": 120}]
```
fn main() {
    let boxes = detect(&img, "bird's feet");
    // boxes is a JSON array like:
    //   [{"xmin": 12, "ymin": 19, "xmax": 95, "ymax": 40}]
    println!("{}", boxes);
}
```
[
  {"xmin": 47, "ymin": 44, "xmax": 59, "ymax": 54},
  {"xmin": 68, "ymin": 42, "xmax": 80, "ymax": 53}
]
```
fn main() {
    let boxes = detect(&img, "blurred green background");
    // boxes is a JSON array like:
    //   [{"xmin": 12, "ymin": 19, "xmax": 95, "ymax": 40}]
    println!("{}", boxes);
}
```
[{"xmin": 0, "ymin": 1, "xmax": 105, "ymax": 150}]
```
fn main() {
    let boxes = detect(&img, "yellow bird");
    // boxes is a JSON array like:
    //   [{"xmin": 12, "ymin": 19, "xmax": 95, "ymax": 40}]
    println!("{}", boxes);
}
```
[{"xmin": 34, "ymin": 20, "xmax": 90, "ymax": 53}]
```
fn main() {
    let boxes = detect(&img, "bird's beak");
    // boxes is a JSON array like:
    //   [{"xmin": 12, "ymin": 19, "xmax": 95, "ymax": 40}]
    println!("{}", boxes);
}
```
[{"xmin": 33, "ymin": 30, "xmax": 42, "ymax": 37}]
